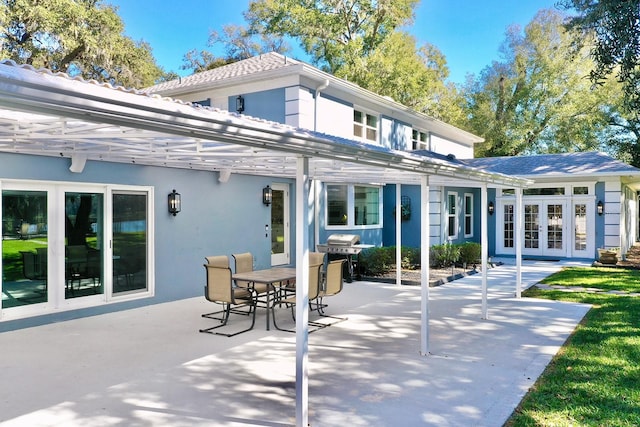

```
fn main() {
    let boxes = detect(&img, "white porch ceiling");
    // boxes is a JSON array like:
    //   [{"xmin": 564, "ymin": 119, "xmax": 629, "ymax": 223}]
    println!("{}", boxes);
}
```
[{"xmin": 0, "ymin": 61, "xmax": 531, "ymax": 188}]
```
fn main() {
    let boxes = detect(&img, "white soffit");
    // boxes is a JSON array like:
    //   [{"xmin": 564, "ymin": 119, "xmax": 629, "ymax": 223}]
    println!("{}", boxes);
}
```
[{"xmin": 0, "ymin": 61, "xmax": 530, "ymax": 188}]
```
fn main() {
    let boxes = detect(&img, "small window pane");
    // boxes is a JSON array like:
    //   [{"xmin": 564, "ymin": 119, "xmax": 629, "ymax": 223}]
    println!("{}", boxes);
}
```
[
  {"xmin": 366, "ymin": 128, "xmax": 377, "ymax": 141},
  {"xmin": 524, "ymin": 187, "xmax": 565, "ymax": 196},
  {"xmin": 354, "ymin": 186, "xmax": 379, "ymax": 225},
  {"xmin": 366, "ymin": 114, "xmax": 377, "ymax": 128},
  {"xmin": 573, "ymin": 186, "xmax": 589, "ymax": 195},
  {"xmin": 327, "ymin": 185, "xmax": 348, "ymax": 225}
]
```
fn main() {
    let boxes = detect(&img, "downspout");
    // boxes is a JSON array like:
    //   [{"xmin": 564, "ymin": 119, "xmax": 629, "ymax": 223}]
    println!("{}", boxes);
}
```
[
  {"xmin": 314, "ymin": 79, "xmax": 329, "ymax": 132},
  {"xmin": 313, "ymin": 80, "xmax": 329, "ymax": 251}
]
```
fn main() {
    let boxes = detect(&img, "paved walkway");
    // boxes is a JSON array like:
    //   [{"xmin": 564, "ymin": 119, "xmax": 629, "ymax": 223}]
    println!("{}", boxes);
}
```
[{"xmin": 0, "ymin": 259, "xmax": 591, "ymax": 426}]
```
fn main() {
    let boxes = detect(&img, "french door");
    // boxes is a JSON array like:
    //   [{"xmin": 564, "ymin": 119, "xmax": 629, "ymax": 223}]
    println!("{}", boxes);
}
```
[
  {"xmin": 270, "ymin": 183, "xmax": 290, "ymax": 266},
  {"xmin": 523, "ymin": 201, "xmax": 566, "ymax": 257}
]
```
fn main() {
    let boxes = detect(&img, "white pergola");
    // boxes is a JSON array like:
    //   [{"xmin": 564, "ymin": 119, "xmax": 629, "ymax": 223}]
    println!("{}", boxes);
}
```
[{"xmin": 0, "ymin": 61, "xmax": 531, "ymax": 427}]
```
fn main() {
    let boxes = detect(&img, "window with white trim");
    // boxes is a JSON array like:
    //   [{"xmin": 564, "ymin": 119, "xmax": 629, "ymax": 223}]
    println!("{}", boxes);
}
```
[
  {"xmin": 327, "ymin": 184, "xmax": 381, "ymax": 228},
  {"xmin": 464, "ymin": 193, "xmax": 473, "ymax": 237},
  {"xmin": 447, "ymin": 192, "xmax": 458, "ymax": 238},
  {"xmin": 412, "ymin": 129, "xmax": 428, "ymax": 150},
  {"xmin": 353, "ymin": 109, "xmax": 378, "ymax": 142}
]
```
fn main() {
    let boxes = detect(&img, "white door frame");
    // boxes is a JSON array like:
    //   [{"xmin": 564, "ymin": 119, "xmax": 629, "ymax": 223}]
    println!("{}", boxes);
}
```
[{"xmin": 271, "ymin": 183, "xmax": 290, "ymax": 266}]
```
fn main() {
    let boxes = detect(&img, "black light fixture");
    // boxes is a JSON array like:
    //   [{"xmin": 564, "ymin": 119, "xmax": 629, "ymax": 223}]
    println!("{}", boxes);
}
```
[
  {"xmin": 236, "ymin": 95, "xmax": 245, "ymax": 113},
  {"xmin": 168, "ymin": 189, "xmax": 181, "ymax": 216},
  {"xmin": 488, "ymin": 201, "xmax": 495, "ymax": 216},
  {"xmin": 262, "ymin": 185, "xmax": 272, "ymax": 206},
  {"xmin": 597, "ymin": 200, "xmax": 604, "ymax": 216}
]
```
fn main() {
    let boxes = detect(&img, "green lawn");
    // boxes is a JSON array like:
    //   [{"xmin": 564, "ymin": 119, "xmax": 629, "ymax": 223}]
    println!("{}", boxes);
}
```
[{"xmin": 505, "ymin": 267, "xmax": 640, "ymax": 426}]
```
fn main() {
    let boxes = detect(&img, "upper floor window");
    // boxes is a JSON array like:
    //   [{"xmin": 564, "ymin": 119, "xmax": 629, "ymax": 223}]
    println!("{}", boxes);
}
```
[
  {"xmin": 412, "ymin": 129, "xmax": 428, "ymax": 150},
  {"xmin": 327, "ymin": 184, "xmax": 381, "ymax": 227},
  {"xmin": 354, "ymin": 110, "xmax": 377, "ymax": 142}
]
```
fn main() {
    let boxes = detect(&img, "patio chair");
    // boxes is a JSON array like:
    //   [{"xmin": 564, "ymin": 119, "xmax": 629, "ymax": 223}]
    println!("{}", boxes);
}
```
[
  {"xmin": 317, "ymin": 259, "xmax": 348, "ymax": 321},
  {"xmin": 309, "ymin": 252, "xmax": 326, "ymax": 267},
  {"xmin": 272, "ymin": 263, "xmax": 326, "ymax": 332},
  {"xmin": 232, "ymin": 252, "xmax": 271, "ymax": 301},
  {"xmin": 199, "ymin": 255, "xmax": 257, "ymax": 337}
]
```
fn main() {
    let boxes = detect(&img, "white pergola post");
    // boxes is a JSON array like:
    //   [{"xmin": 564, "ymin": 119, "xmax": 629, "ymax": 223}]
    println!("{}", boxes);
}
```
[
  {"xmin": 295, "ymin": 156, "xmax": 310, "ymax": 427},
  {"xmin": 396, "ymin": 184, "xmax": 402, "ymax": 286},
  {"xmin": 420, "ymin": 175, "xmax": 430, "ymax": 355},
  {"xmin": 515, "ymin": 187, "xmax": 523, "ymax": 298},
  {"xmin": 481, "ymin": 185, "xmax": 489, "ymax": 319}
]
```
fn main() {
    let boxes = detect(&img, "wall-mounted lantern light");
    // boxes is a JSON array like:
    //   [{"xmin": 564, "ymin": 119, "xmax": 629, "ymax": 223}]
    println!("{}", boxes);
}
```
[
  {"xmin": 262, "ymin": 185, "xmax": 272, "ymax": 206},
  {"xmin": 597, "ymin": 200, "xmax": 604, "ymax": 216},
  {"xmin": 236, "ymin": 95, "xmax": 245, "ymax": 113},
  {"xmin": 168, "ymin": 189, "xmax": 181, "ymax": 216},
  {"xmin": 488, "ymin": 201, "xmax": 495, "ymax": 216}
]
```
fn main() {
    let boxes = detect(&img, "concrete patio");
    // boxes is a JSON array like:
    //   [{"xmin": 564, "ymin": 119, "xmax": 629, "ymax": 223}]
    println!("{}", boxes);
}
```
[{"xmin": 0, "ymin": 259, "xmax": 591, "ymax": 427}]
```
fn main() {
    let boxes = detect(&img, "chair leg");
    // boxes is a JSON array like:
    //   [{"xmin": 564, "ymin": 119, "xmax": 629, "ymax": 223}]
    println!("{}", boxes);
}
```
[
  {"xmin": 271, "ymin": 302, "xmax": 330, "ymax": 333},
  {"xmin": 316, "ymin": 297, "xmax": 348, "ymax": 322},
  {"xmin": 199, "ymin": 300, "xmax": 257, "ymax": 337}
]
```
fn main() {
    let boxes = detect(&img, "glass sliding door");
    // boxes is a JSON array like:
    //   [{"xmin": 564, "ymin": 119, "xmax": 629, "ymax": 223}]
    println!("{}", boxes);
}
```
[
  {"xmin": 112, "ymin": 192, "xmax": 148, "ymax": 293},
  {"xmin": 2, "ymin": 190, "xmax": 48, "ymax": 308},
  {"xmin": 65, "ymin": 192, "xmax": 104, "ymax": 299}
]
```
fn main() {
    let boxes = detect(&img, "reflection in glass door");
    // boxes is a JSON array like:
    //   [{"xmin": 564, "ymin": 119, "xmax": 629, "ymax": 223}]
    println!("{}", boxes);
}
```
[
  {"xmin": 524, "ymin": 204, "xmax": 540, "ymax": 249},
  {"xmin": 546, "ymin": 204, "xmax": 563, "ymax": 250},
  {"xmin": 271, "ymin": 184, "xmax": 289, "ymax": 266},
  {"xmin": 65, "ymin": 192, "xmax": 104, "ymax": 299},
  {"xmin": 574, "ymin": 204, "xmax": 587, "ymax": 251},
  {"xmin": 2, "ymin": 190, "xmax": 48, "ymax": 308},
  {"xmin": 112, "ymin": 193, "xmax": 148, "ymax": 293}
]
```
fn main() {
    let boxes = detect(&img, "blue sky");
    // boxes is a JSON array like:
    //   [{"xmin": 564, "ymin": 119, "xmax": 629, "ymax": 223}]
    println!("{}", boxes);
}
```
[{"xmin": 108, "ymin": 0, "xmax": 565, "ymax": 84}]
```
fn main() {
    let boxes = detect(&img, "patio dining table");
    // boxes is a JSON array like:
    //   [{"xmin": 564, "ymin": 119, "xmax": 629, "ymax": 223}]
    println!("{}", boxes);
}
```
[{"xmin": 232, "ymin": 267, "xmax": 296, "ymax": 330}]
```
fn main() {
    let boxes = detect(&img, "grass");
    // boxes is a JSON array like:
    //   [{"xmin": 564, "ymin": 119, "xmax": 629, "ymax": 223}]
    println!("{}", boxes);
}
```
[{"xmin": 505, "ymin": 267, "xmax": 640, "ymax": 426}]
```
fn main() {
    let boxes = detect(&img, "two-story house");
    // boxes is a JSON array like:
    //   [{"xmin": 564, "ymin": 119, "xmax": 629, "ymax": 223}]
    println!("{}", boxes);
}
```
[
  {"xmin": 0, "ymin": 57, "xmax": 526, "ymax": 328},
  {"xmin": 149, "ymin": 52, "xmax": 640, "ymax": 262},
  {"xmin": 1, "ymin": 51, "xmax": 639, "ymax": 328}
]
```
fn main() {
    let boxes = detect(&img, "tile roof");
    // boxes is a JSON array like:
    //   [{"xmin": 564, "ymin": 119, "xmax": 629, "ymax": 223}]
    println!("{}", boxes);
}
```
[
  {"xmin": 461, "ymin": 151, "xmax": 640, "ymax": 177},
  {"xmin": 147, "ymin": 52, "xmax": 299, "ymax": 92}
]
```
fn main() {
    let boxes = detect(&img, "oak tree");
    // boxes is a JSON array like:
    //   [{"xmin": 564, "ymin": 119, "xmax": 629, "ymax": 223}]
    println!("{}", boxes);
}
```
[{"xmin": 0, "ymin": 0, "xmax": 165, "ymax": 87}]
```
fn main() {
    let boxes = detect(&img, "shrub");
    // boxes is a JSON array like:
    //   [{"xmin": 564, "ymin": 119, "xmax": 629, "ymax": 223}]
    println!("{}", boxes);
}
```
[
  {"xmin": 359, "ymin": 246, "xmax": 395, "ymax": 276},
  {"xmin": 430, "ymin": 243, "xmax": 460, "ymax": 268},
  {"xmin": 401, "ymin": 246, "xmax": 420, "ymax": 269},
  {"xmin": 458, "ymin": 242, "xmax": 481, "ymax": 266}
]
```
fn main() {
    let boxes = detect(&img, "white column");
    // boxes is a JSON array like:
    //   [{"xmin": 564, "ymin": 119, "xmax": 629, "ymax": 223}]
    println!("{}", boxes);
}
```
[
  {"xmin": 481, "ymin": 184, "xmax": 489, "ymax": 319},
  {"xmin": 515, "ymin": 187, "xmax": 523, "ymax": 298},
  {"xmin": 420, "ymin": 175, "xmax": 430, "ymax": 355},
  {"xmin": 396, "ymin": 184, "xmax": 402, "ymax": 286},
  {"xmin": 295, "ymin": 156, "xmax": 310, "ymax": 427}
]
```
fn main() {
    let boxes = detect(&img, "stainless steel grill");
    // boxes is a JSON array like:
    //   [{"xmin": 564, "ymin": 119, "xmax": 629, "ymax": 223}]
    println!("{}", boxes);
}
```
[{"xmin": 316, "ymin": 234, "xmax": 373, "ymax": 281}]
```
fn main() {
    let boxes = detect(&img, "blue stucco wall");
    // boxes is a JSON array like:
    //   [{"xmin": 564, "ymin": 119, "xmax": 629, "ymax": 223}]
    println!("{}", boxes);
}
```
[
  {"xmin": 383, "ymin": 185, "xmax": 487, "ymax": 250},
  {"xmin": 228, "ymin": 88, "xmax": 286, "ymax": 123},
  {"xmin": 382, "ymin": 185, "xmax": 422, "ymax": 248},
  {"xmin": 0, "ymin": 152, "xmax": 295, "ymax": 330}
]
